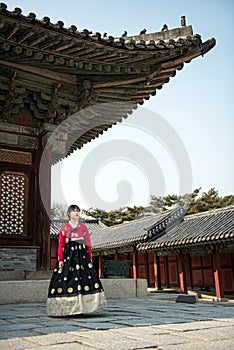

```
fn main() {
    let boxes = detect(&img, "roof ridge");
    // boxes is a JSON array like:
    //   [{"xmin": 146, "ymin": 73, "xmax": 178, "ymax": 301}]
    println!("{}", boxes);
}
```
[
  {"xmin": 99, "ymin": 209, "xmax": 176, "ymax": 231},
  {"xmin": 185, "ymin": 205, "xmax": 234, "ymax": 220},
  {"xmin": 0, "ymin": 3, "xmax": 193, "ymax": 41}
]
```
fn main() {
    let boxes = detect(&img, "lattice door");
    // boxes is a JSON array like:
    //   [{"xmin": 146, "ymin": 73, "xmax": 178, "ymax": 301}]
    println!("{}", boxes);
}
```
[{"xmin": 0, "ymin": 171, "xmax": 28, "ymax": 235}]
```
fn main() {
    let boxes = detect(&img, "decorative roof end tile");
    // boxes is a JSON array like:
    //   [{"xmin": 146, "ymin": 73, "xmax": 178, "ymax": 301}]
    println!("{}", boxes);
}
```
[
  {"xmin": 42, "ymin": 16, "xmax": 50, "ymax": 25},
  {"xmin": 27, "ymin": 12, "xmax": 36, "ymax": 21},
  {"xmin": 68, "ymin": 25, "xmax": 77, "ymax": 33},
  {"xmin": 54, "ymin": 21, "xmax": 64, "ymax": 29},
  {"xmin": 0, "ymin": 2, "xmax": 7, "ymax": 11},
  {"xmin": 12, "ymin": 7, "xmax": 22, "ymax": 16},
  {"xmin": 78, "ymin": 29, "xmax": 90, "ymax": 36}
]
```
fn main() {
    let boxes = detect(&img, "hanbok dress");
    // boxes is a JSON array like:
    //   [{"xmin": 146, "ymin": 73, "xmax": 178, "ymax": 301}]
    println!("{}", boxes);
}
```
[{"xmin": 47, "ymin": 221, "xmax": 107, "ymax": 316}]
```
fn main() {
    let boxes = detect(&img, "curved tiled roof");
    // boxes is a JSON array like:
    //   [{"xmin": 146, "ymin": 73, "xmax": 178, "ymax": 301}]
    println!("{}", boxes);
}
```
[
  {"xmin": 138, "ymin": 206, "xmax": 234, "ymax": 252},
  {"xmin": 91, "ymin": 207, "xmax": 185, "ymax": 251},
  {"xmin": 50, "ymin": 207, "xmax": 234, "ymax": 253},
  {"xmin": 50, "ymin": 219, "xmax": 104, "ymax": 239},
  {"xmin": 0, "ymin": 4, "xmax": 212, "ymax": 52},
  {"xmin": 0, "ymin": 4, "xmax": 216, "ymax": 163}
]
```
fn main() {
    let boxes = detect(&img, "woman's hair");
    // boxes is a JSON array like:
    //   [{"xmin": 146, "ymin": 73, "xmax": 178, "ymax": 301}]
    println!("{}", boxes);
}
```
[{"xmin": 67, "ymin": 204, "xmax": 80, "ymax": 216}]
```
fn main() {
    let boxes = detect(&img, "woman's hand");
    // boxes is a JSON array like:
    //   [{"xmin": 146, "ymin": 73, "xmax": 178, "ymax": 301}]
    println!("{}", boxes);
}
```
[{"xmin": 58, "ymin": 261, "xmax": 64, "ymax": 270}]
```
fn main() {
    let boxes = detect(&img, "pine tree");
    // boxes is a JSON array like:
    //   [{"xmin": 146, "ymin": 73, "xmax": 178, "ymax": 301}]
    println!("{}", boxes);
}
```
[{"xmin": 53, "ymin": 188, "xmax": 234, "ymax": 225}]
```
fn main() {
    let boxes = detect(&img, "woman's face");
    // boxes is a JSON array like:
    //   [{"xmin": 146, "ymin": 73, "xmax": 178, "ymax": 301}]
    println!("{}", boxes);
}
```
[{"xmin": 69, "ymin": 208, "xmax": 80, "ymax": 220}]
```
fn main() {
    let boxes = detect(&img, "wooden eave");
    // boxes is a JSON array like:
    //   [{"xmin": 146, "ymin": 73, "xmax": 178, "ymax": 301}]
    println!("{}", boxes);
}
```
[{"xmin": 0, "ymin": 3, "xmax": 216, "ymax": 164}]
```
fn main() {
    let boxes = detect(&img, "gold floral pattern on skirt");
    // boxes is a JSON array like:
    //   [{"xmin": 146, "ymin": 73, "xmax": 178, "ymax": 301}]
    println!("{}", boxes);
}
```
[{"xmin": 47, "ymin": 239, "xmax": 107, "ymax": 316}]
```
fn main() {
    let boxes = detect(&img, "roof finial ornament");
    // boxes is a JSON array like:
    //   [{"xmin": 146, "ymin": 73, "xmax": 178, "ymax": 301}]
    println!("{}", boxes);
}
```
[
  {"xmin": 55, "ymin": 21, "xmax": 64, "ymax": 29},
  {"xmin": 27, "ymin": 12, "xmax": 36, "ymax": 21},
  {"xmin": 0, "ymin": 3, "xmax": 7, "ymax": 11},
  {"xmin": 121, "ymin": 30, "xmax": 127, "ymax": 38},
  {"xmin": 181, "ymin": 16, "xmax": 186, "ymax": 26},
  {"xmin": 103, "ymin": 32, "xmax": 107, "ymax": 38},
  {"xmin": 140, "ymin": 29, "xmax": 147, "ymax": 35},
  {"xmin": 13, "ymin": 7, "xmax": 22, "ymax": 16},
  {"xmin": 42, "ymin": 16, "xmax": 50, "ymax": 25},
  {"xmin": 161, "ymin": 24, "xmax": 168, "ymax": 31},
  {"xmin": 68, "ymin": 25, "xmax": 77, "ymax": 33}
]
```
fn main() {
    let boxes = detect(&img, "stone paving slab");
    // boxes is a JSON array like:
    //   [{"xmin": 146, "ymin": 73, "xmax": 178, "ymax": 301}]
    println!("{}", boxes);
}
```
[
  {"xmin": 0, "ymin": 293, "xmax": 233, "ymax": 349},
  {"xmin": 166, "ymin": 339, "xmax": 234, "ymax": 350},
  {"xmin": 174, "ymin": 326, "xmax": 234, "ymax": 341},
  {"xmin": 70, "ymin": 329, "xmax": 161, "ymax": 349},
  {"xmin": 103, "ymin": 328, "xmax": 192, "ymax": 348},
  {"xmin": 154, "ymin": 319, "xmax": 233, "ymax": 331}
]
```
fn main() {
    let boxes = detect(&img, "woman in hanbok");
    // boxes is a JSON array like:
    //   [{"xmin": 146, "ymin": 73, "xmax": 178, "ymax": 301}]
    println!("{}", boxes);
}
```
[{"xmin": 47, "ymin": 204, "xmax": 107, "ymax": 316}]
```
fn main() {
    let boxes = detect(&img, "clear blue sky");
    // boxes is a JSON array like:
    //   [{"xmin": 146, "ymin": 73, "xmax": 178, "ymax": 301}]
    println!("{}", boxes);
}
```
[{"xmin": 5, "ymin": 0, "xmax": 234, "ymax": 209}]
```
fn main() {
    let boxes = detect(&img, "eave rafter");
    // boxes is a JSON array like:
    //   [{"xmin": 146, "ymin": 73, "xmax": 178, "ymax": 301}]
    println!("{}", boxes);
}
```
[{"xmin": 0, "ymin": 3, "xmax": 216, "ymax": 163}]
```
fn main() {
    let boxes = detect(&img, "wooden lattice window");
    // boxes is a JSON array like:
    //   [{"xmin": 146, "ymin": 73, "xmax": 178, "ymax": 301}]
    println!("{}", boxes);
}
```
[{"xmin": 0, "ymin": 171, "xmax": 28, "ymax": 235}]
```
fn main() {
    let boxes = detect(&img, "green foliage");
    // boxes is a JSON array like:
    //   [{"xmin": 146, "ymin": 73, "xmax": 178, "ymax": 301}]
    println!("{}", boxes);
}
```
[
  {"xmin": 52, "ymin": 188, "xmax": 234, "ymax": 225},
  {"xmin": 146, "ymin": 188, "xmax": 202, "ymax": 214},
  {"xmin": 147, "ymin": 196, "xmax": 166, "ymax": 213},
  {"xmin": 83, "ymin": 206, "xmax": 145, "ymax": 227},
  {"xmin": 147, "ymin": 187, "xmax": 234, "ymax": 215}
]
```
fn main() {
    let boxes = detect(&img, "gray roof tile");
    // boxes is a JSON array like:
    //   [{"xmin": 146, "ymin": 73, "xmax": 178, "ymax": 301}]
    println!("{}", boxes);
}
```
[
  {"xmin": 50, "ymin": 219, "xmax": 103, "ymax": 239},
  {"xmin": 138, "ymin": 206, "xmax": 234, "ymax": 251},
  {"xmin": 91, "ymin": 207, "xmax": 185, "ymax": 250},
  {"xmin": 50, "ymin": 207, "xmax": 234, "ymax": 253}
]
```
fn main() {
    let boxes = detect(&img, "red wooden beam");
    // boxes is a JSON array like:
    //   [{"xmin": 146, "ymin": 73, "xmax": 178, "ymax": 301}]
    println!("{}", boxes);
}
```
[
  {"xmin": 212, "ymin": 250, "xmax": 224, "ymax": 299},
  {"xmin": 133, "ymin": 249, "xmax": 137, "ymax": 279},
  {"xmin": 145, "ymin": 252, "xmax": 149, "ymax": 282},
  {"xmin": 163, "ymin": 256, "xmax": 170, "ymax": 288},
  {"xmin": 98, "ymin": 253, "xmax": 103, "ymax": 278},
  {"xmin": 178, "ymin": 253, "xmax": 188, "ymax": 294},
  {"xmin": 153, "ymin": 252, "xmax": 161, "ymax": 290}
]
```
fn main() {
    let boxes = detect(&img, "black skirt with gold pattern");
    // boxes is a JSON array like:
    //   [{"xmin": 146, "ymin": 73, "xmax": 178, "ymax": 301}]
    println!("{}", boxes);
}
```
[{"xmin": 47, "ymin": 239, "xmax": 107, "ymax": 316}]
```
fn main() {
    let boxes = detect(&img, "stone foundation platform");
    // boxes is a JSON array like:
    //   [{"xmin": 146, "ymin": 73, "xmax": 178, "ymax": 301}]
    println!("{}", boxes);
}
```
[{"xmin": 0, "ymin": 278, "xmax": 148, "ymax": 305}]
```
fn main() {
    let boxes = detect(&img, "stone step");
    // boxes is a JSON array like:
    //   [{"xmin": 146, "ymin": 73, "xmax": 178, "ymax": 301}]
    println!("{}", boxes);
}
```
[
  {"xmin": 0, "ymin": 278, "xmax": 148, "ymax": 305},
  {"xmin": 0, "ymin": 270, "xmax": 52, "ymax": 281}
]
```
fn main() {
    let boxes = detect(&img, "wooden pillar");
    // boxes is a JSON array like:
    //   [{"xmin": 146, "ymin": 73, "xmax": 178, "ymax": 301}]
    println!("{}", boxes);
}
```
[
  {"xmin": 178, "ymin": 252, "xmax": 188, "ymax": 294},
  {"xmin": 114, "ymin": 251, "xmax": 119, "ymax": 260},
  {"xmin": 163, "ymin": 256, "xmax": 170, "ymax": 288},
  {"xmin": 153, "ymin": 252, "xmax": 161, "ymax": 290},
  {"xmin": 98, "ymin": 253, "xmax": 103, "ymax": 278},
  {"xmin": 212, "ymin": 250, "xmax": 224, "ymax": 299},
  {"xmin": 35, "ymin": 137, "xmax": 51, "ymax": 270},
  {"xmin": 133, "ymin": 249, "xmax": 138, "ymax": 279},
  {"xmin": 188, "ymin": 254, "xmax": 194, "ymax": 289},
  {"xmin": 145, "ymin": 252, "xmax": 149, "ymax": 282}
]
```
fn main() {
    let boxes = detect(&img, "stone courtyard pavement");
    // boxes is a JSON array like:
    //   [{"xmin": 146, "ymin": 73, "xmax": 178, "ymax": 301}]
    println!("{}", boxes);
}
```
[{"xmin": 0, "ymin": 293, "xmax": 233, "ymax": 350}]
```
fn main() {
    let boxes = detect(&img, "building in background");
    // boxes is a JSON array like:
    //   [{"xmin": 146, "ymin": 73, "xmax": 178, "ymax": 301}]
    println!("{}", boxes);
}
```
[{"xmin": 49, "ymin": 206, "xmax": 234, "ymax": 299}]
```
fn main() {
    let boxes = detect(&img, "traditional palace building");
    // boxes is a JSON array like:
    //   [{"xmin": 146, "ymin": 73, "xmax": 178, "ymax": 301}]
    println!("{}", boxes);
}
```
[{"xmin": 0, "ymin": 4, "xmax": 216, "ymax": 278}]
